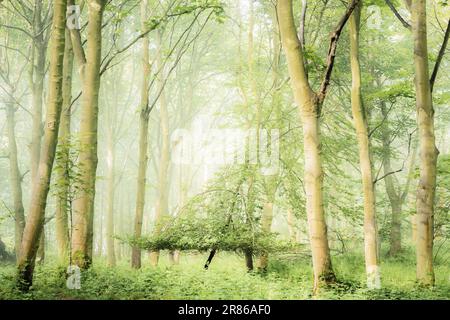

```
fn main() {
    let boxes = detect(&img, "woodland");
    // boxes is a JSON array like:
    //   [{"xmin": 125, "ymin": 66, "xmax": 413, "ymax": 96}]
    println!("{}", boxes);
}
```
[{"xmin": 0, "ymin": 0, "xmax": 449, "ymax": 300}]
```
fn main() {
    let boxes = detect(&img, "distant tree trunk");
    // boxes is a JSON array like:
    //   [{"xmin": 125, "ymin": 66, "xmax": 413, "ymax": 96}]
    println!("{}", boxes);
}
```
[
  {"xmin": 348, "ymin": 2, "xmax": 380, "ymax": 289},
  {"xmin": 97, "ymin": 198, "xmax": 103, "ymax": 257},
  {"xmin": 36, "ymin": 231, "xmax": 45, "ymax": 264},
  {"xmin": 55, "ymin": 28, "xmax": 74, "ymax": 265},
  {"xmin": 411, "ymin": 214, "xmax": 417, "ymax": 243},
  {"xmin": 106, "ymin": 126, "xmax": 116, "ymax": 267},
  {"xmin": 257, "ymin": 202, "xmax": 274, "ymax": 271},
  {"xmin": 380, "ymin": 101, "xmax": 402, "ymax": 257},
  {"xmin": 30, "ymin": 0, "xmax": 47, "ymax": 187},
  {"xmin": 17, "ymin": 0, "xmax": 67, "ymax": 290},
  {"xmin": 257, "ymin": 7, "xmax": 281, "ymax": 272},
  {"xmin": 412, "ymin": 0, "xmax": 437, "ymax": 286},
  {"xmin": 30, "ymin": 1, "xmax": 50, "ymax": 264},
  {"xmin": 131, "ymin": 0, "xmax": 151, "ymax": 269},
  {"xmin": 277, "ymin": 0, "xmax": 336, "ymax": 292},
  {"xmin": 287, "ymin": 208, "xmax": 298, "ymax": 242},
  {"xmin": 150, "ymin": 31, "xmax": 170, "ymax": 267},
  {"xmin": 71, "ymin": 0, "xmax": 105, "ymax": 269},
  {"xmin": 6, "ymin": 99, "xmax": 25, "ymax": 261}
]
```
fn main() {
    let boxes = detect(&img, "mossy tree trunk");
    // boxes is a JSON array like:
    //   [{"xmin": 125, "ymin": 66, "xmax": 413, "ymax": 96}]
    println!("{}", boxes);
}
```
[
  {"xmin": 17, "ymin": 0, "xmax": 68, "ymax": 290},
  {"xmin": 72, "ymin": 0, "xmax": 106, "ymax": 269},
  {"xmin": 411, "ymin": 0, "xmax": 437, "ymax": 287}
]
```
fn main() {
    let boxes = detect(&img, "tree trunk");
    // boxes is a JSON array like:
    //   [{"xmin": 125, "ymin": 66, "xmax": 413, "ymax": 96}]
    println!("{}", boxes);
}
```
[
  {"xmin": 277, "ymin": 0, "xmax": 335, "ymax": 293},
  {"xmin": 412, "ymin": 0, "xmax": 437, "ymax": 286},
  {"xmin": 256, "ymin": 5, "xmax": 280, "ymax": 273},
  {"xmin": 106, "ymin": 127, "xmax": 116, "ymax": 267},
  {"xmin": 287, "ymin": 208, "xmax": 297, "ymax": 242},
  {"xmin": 411, "ymin": 214, "xmax": 417, "ymax": 244},
  {"xmin": 36, "ymin": 231, "xmax": 45, "ymax": 264},
  {"xmin": 6, "ymin": 99, "xmax": 25, "ymax": 262},
  {"xmin": 17, "ymin": 0, "xmax": 67, "ymax": 290},
  {"xmin": 55, "ymin": 28, "xmax": 74, "ymax": 265},
  {"xmin": 30, "ymin": 1, "xmax": 49, "ymax": 263},
  {"xmin": 348, "ymin": 2, "xmax": 380, "ymax": 289},
  {"xmin": 30, "ymin": 0, "xmax": 47, "ymax": 188},
  {"xmin": 257, "ymin": 202, "xmax": 274, "ymax": 272},
  {"xmin": 131, "ymin": 0, "xmax": 151, "ymax": 269},
  {"xmin": 380, "ymin": 100, "xmax": 403, "ymax": 256},
  {"xmin": 150, "ymin": 31, "xmax": 170, "ymax": 267},
  {"xmin": 71, "ymin": 0, "xmax": 105, "ymax": 269}
]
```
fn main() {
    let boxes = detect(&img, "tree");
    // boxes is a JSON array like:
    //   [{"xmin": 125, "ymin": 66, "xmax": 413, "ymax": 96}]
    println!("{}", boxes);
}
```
[
  {"xmin": 411, "ymin": 0, "xmax": 437, "ymax": 286},
  {"xmin": 5, "ymin": 86, "xmax": 25, "ymax": 262},
  {"xmin": 71, "ymin": 0, "xmax": 106, "ymax": 268},
  {"xmin": 0, "ymin": 41, "xmax": 26, "ymax": 261},
  {"xmin": 131, "ymin": 0, "xmax": 152, "ymax": 269},
  {"xmin": 277, "ymin": 0, "xmax": 359, "ymax": 292},
  {"xmin": 16, "ymin": 0, "xmax": 68, "ymax": 290},
  {"xmin": 54, "ymin": 27, "xmax": 74, "ymax": 265},
  {"xmin": 348, "ymin": 1, "xmax": 380, "ymax": 289}
]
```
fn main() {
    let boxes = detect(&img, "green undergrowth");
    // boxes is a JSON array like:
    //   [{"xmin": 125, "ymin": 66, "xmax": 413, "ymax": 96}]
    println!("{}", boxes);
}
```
[{"xmin": 0, "ymin": 249, "xmax": 449, "ymax": 300}]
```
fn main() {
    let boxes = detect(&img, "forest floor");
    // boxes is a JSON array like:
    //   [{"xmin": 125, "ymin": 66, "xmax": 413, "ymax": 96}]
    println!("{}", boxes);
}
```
[{"xmin": 0, "ymin": 247, "xmax": 449, "ymax": 300}]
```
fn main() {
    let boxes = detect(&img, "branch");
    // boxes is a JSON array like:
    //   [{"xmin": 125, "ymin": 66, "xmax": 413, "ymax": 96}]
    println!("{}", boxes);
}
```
[
  {"xmin": 100, "ymin": 5, "xmax": 221, "ymax": 76},
  {"xmin": 430, "ymin": 19, "xmax": 450, "ymax": 93},
  {"xmin": 373, "ymin": 167, "xmax": 403, "ymax": 185},
  {"xmin": 384, "ymin": 0, "xmax": 411, "ymax": 30},
  {"xmin": 0, "ymin": 23, "xmax": 33, "ymax": 38},
  {"xmin": 317, "ymin": 0, "xmax": 360, "ymax": 104},
  {"xmin": 374, "ymin": 128, "xmax": 416, "ymax": 185},
  {"xmin": 298, "ymin": 0, "xmax": 307, "ymax": 48}
]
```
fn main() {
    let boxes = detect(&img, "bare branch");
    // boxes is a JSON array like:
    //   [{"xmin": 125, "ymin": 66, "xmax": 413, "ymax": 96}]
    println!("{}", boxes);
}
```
[
  {"xmin": 385, "ymin": 0, "xmax": 411, "ymax": 30},
  {"xmin": 317, "ymin": 0, "xmax": 360, "ymax": 105},
  {"xmin": 430, "ymin": 19, "xmax": 450, "ymax": 92}
]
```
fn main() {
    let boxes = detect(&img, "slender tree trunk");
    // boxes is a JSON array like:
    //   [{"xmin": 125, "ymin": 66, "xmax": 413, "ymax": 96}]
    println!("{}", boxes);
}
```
[
  {"xmin": 411, "ymin": 214, "xmax": 417, "ymax": 243},
  {"xmin": 30, "ymin": 1, "xmax": 49, "ymax": 263},
  {"xmin": 131, "ymin": 0, "xmax": 151, "ymax": 269},
  {"xmin": 36, "ymin": 231, "xmax": 45, "ymax": 264},
  {"xmin": 6, "ymin": 99, "xmax": 25, "ymax": 261},
  {"xmin": 30, "ymin": 0, "xmax": 47, "ymax": 187},
  {"xmin": 287, "ymin": 208, "xmax": 297, "ymax": 242},
  {"xmin": 412, "ymin": 0, "xmax": 437, "ymax": 286},
  {"xmin": 257, "ymin": 202, "xmax": 274, "ymax": 271},
  {"xmin": 97, "ymin": 197, "xmax": 103, "ymax": 257},
  {"xmin": 55, "ymin": 28, "xmax": 74, "ymax": 265},
  {"xmin": 72, "ymin": 0, "xmax": 105, "ymax": 268},
  {"xmin": 348, "ymin": 2, "xmax": 380, "ymax": 289},
  {"xmin": 150, "ymin": 31, "xmax": 170, "ymax": 267},
  {"xmin": 277, "ymin": 0, "xmax": 335, "ymax": 292},
  {"xmin": 17, "ymin": 0, "xmax": 67, "ymax": 290},
  {"xmin": 257, "ymin": 8, "xmax": 282, "ymax": 272},
  {"xmin": 380, "ymin": 101, "xmax": 403, "ymax": 256},
  {"xmin": 106, "ymin": 127, "xmax": 116, "ymax": 267}
]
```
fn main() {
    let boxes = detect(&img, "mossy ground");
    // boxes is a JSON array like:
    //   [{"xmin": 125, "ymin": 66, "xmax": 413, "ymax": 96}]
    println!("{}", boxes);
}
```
[{"xmin": 0, "ymin": 248, "xmax": 449, "ymax": 300}]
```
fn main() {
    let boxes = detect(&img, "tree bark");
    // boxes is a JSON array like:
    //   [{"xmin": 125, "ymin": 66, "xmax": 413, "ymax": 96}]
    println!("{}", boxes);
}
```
[
  {"xmin": 277, "ymin": 0, "xmax": 336, "ymax": 292},
  {"xmin": 132, "ymin": 0, "xmax": 151, "ymax": 269},
  {"xmin": 6, "ymin": 99, "xmax": 25, "ymax": 262},
  {"xmin": 71, "ymin": 0, "xmax": 105, "ymax": 269},
  {"xmin": 257, "ymin": 7, "xmax": 282, "ymax": 272},
  {"xmin": 411, "ymin": 0, "xmax": 437, "ymax": 286},
  {"xmin": 149, "ymin": 31, "xmax": 170, "ymax": 267},
  {"xmin": 55, "ymin": 28, "xmax": 74, "ymax": 265},
  {"xmin": 30, "ymin": 0, "xmax": 47, "ymax": 188},
  {"xmin": 348, "ymin": 1, "xmax": 380, "ymax": 289},
  {"xmin": 36, "ymin": 231, "xmax": 45, "ymax": 264},
  {"xmin": 106, "ymin": 126, "xmax": 116, "ymax": 267},
  {"xmin": 17, "ymin": 0, "xmax": 67, "ymax": 290}
]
